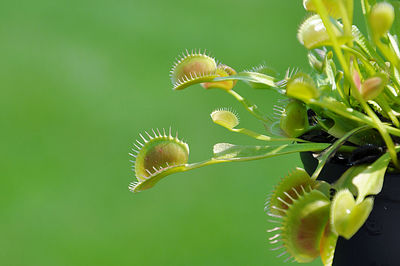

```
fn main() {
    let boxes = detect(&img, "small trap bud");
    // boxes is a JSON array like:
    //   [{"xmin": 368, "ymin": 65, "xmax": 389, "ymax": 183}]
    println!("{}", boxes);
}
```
[{"xmin": 210, "ymin": 108, "xmax": 240, "ymax": 129}]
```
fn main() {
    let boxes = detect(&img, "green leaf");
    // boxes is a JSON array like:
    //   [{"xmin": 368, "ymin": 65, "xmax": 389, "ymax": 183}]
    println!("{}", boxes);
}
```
[
  {"xmin": 214, "ymin": 72, "xmax": 280, "ymax": 92},
  {"xmin": 324, "ymin": 112, "xmax": 365, "ymax": 144},
  {"xmin": 309, "ymin": 97, "xmax": 362, "ymax": 124},
  {"xmin": 331, "ymin": 189, "xmax": 374, "ymax": 239},
  {"xmin": 333, "ymin": 151, "xmax": 393, "ymax": 204},
  {"xmin": 315, "ymin": 180, "xmax": 332, "ymax": 198},
  {"xmin": 213, "ymin": 142, "xmax": 330, "ymax": 161},
  {"xmin": 333, "ymin": 165, "xmax": 365, "ymax": 195},
  {"xmin": 322, "ymin": 110, "xmax": 382, "ymax": 146},
  {"xmin": 352, "ymin": 152, "xmax": 391, "ymax": 203}
]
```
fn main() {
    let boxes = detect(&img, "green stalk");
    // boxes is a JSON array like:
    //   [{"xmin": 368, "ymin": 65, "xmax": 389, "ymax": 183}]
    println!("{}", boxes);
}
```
[
  {"xmin": 227, "ymin": 89, "xmax": 270, "ymax": 123},
  {"xmin": 339, "ymin": 0, "xmax": 353, "ymax": 45},
  {"xmin": 361, "ymin": 0, "xmax": 374, "ymax": 45},
  {"xmin": 312, "ymin": 0, "xmax": 351, "ymax": 82},
  {"xmin": 376, "ymin": 96, "xmax": 400, "ymax": 127},
  {"xmin": 313, "ymin": 0, "xmax": 350, "ymax": 104},
  {"xmin": 341, "ymin": 46, "xmax": 376, "ymax": 75},
  {"xmin": 184, "ymin": 143, "xmax": 357, "ymax": 171},
  {"xmin": 375, "ymin": 39, "xmax": 400, "ymax": 69},
  {"xmin": 358, "ymin": 89, "xmax": 398, "ymax": 168},
  {"xmin": 384, "ymin": 86, "xmax": 400, "ymax": 105},
  {"xmin": 230, "ymin": 127, "xmax": 309, "ymax": 142}
]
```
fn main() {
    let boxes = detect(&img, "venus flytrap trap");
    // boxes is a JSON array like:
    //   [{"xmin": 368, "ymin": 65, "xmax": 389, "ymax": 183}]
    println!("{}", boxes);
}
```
[
  {"xmin": 170, "ymin": 50, "xmax": 219, "ymax": 91},
  {"xmin": 129, "ymin": 128, "xmax": 190, "ymax": 192},
  {"xmin": 279, "ymin": 100, "xmax": 310, "ymax": 138},
  {"xmin": 131, "ymin": 0, "xmax": 400, "ymax": 265},
  {"xmin": 210, "ymin": 108, "xmax": 240, "ymax": 129},
  {"xmin": 201, "ymin": 65, "xmax": 237, "ymax": 90}
]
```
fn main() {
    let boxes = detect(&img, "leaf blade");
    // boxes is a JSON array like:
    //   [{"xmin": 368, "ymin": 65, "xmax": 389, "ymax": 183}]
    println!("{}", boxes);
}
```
[
  {"xmin": 214, "ymin": 72, "xmax": 280, "ymax": 92},
  {"xmin": 352, "ymin": 152, "xmax": 391, "ymax": 203},
  {"xmin": 213, "ymin": 143, "xmax": 331, "ymax": 161}
]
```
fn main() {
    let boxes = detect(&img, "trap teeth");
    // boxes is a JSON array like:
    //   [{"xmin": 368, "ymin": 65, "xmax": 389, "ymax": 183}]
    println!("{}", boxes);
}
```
[
  {"xmin": 267, "ymin": 168, "xmax": 315, "ymax": 216},
  {"xmin": 170, "ymin": 50, "xmax": 218, "ymax": 91},
  {"xmin": 297, "ymin": 15, "xmax": 344, "ymax": 50},
  {"xmin": 282, "ymin": 189, "xmax": 330, "ymax": 263},
  {"xmin": 210, "ymin": 108, "xmax": 240, "ymax": 129},
  {"xmin": 130, "ymin": 128, "xmax": 189, "ymax": 192},
  {"xmin": 266, "ymin": 169, "xmax": 336, "ymax": 263},
  {"xmin": 285, "ymin": 73, "xmax": 319, "ymax": 101}
]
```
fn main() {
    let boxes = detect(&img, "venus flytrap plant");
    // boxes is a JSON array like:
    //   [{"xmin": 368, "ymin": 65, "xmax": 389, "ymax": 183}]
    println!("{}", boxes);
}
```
[{"xmin": 131, "ymin": 0, "xmax": 400, "ymax": 264}]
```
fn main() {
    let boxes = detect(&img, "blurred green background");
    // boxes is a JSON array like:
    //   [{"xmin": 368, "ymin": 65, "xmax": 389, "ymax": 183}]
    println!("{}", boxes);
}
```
[{"xmin": 0, "ymin": 0, "xmax": 329, "ymax": 265}]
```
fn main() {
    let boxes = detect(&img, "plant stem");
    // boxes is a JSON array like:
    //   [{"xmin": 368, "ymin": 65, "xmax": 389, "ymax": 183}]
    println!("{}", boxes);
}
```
[
  {"xmin": 361, "ymin": 0, "xmax": 374, "ymax": 45},
  {"xmin": 230, "ymin": 127, "xmax": 308, "ymax": 142},
  {"xmin": 341, "ymin": 46, "xmax": 376, "ymax": 75},
  {"xmin": 182, "ymin": 143, "xmax": 357, "ymax": 174},
  {"xmin": 227, "ymin": 89, "xmax": 270, "ymax": 123},
  {"xmin": 376, "ymin": 96, "xmax": 400, "ymax": 127},
  {"xmin": 375, "ymin": 39, "xmax": 400, "ymax": 69},
  {"xmin": 313, "ymin": 0, "xmax": 351, "ymax": 82}
]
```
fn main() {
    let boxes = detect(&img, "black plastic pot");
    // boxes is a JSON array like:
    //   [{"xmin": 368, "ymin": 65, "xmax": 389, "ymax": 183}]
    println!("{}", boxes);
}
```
[{"xmin": 300, "ymin": 152, "xmax": 400, "ymax": 266}]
